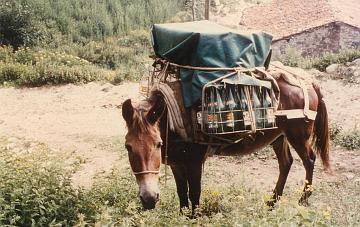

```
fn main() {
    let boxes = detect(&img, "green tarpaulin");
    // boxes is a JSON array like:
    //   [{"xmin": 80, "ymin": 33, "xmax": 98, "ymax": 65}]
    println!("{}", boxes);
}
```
[{"xmin": 151, "ymin": 20, "xmax": 273, "ymax": 107}]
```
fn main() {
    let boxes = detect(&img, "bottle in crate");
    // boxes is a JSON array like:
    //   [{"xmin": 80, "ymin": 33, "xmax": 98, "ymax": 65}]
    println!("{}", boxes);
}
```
[
  {"xmin": 224, "ymin": 84, "xmax": 236, "ymax": 132},
  {"xmin": 204, "ymin": 86, "xmax": 216, "ymax": 133},
  {"xmin": 263, "ymin": 88, "xmax": 275, "ymax": 128},
  {"xmin": 239, "ymin": 86, "xmax": 252, "ymax": 130},
  {"xmin": 252, "ymin": 87, "xmax": 264, "ymax": 129},
  {"xmin": 214, "ymin": 85, "xmax": 225, "ymax": 133},
  {"xmin": 233, "ymin": 85, "xmax": 243, "ymax": 131}
]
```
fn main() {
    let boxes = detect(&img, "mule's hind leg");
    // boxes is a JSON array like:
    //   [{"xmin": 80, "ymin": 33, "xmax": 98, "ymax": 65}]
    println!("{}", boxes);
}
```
[
  {"xmin": 171, "ymin": 165, "xmax": 189, "ymax": 210},
  {"xmin": 267, "ymin": 135, "xmax": 293, "ymax": 207},
  {"xmin": 287, "ymin": 131, "xmax": 316, "ymax": 206}
]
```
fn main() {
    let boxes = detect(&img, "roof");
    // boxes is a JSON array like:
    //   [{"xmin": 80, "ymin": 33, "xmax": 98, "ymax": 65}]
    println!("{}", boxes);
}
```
[{"xmin": 240, "ymin": 0, "xmax": 360, "ymax": 40}]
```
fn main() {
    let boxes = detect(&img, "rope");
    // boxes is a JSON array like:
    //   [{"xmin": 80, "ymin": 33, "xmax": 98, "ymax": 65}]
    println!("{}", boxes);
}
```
[
  {"xmin": 156, "ymin": 58, "xmax": 251, "ymax": 72},
  {"xmin": 164, "ymin": 112, "xmax": 169, "ymax": 187}
]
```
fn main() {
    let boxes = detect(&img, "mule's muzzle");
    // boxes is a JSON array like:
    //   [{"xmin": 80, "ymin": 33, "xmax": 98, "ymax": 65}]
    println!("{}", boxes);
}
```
[{"xmin": 140, "ymin": 192, "xmax": 160, "ymax": 209}]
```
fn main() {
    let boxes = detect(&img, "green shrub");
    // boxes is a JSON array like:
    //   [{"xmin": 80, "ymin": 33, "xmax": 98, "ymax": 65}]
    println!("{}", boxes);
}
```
[
  {"xmin": 337, "ymin": 129, "xmax": 360, "ymax": 150},
  {"xmin": 329, "ymin": 121, "xmax": 360, "ymax": 150},
  {"xmin": 273, "ymin": 47, "xmax": 305, "ymax": 68},
  {"xmin": 63, "ymin": 30, "xmax": 151, "ymax": 70},
  {"xmin": 0, "ymin": 62, "xmax": 35, "ymax": 85},
  {"xmin": 0, "ymin": 61, "xmax": 116, "ymax": 87},
  {"xmin": 1, "ymin": 0, "xmax": 185, "ymax": 47},
  {"xmin": 0, "ymin": 144, "xmax": 93, "ymax": 226},
  {"xmin": 200, "ymin": 189, "xmax": 223, "ymax": 216},
  {"xmin": 310, "ymin": 49, "xmax": 360, "ymax": 71},
  {"xmin": 329, "ymin": 121, "xmax": 343, "ymax": 141},
  {"xmin": 0, "ymin": 45, "xmax": 14, "ymax": 63},
  {"xmin": 22, "ymin": 64, "xmax": 115, "ymax": 86},
  {"xmin": 0, "ymin": 1, "xmax": 46, "ymax": 47},
  {"xmin": 275, "ymin": 48, "xmax": 360, "ymax": 71},
  {"xmin": 13, "ymin": 47, "xmax": 37, "ymax": 64}
]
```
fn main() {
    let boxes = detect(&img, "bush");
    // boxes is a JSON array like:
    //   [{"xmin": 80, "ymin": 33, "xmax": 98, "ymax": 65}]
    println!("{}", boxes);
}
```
[
  {"xmin": 273, "ymin": 47, "xmax": 306, "ymax": 68},
  {"xmin": 62, "ymin": 30, "xmax": 151, "ymax": 70},
  {"xmin": 337, "ymin": 129, "xmax": 360, "ymax": 150},
  {"xmin": 0, "ymin": 143, "xmax": 93, "ymax": 226},
  {"xmin": 0, "ymin": 62, "xmax": 116, "ymax": 87},
  {"xmin": 0, "ymin": 0, "xmax": 185, "ymax": 47},
  {"xmin": 22, "ymin": 64, "xmax": 116, "ymax": 86},
  {"xmin": 329, "ymin": 121, "xmax": 343, "ymax": 141},
  {"xmin": 329, "ymin": 121, "xmax": 360, "ymax": 150},
  {"xmin": 0, "ymin": 1, "xmax": 46, "ymax": 47},
  {"xmin": 274, "ymin": 48, "xmax": 360, "ymax": 71},
  {"xmin": 0, "ymin": 45, "xmax": 14, "ymax": 63},
  {"xmin": 310, "ymin": 49, "xmax": 360, "ymax": 71},
  {"xmin": 0, "ymin": 62, "xmax": 35, "ymax": 85}
]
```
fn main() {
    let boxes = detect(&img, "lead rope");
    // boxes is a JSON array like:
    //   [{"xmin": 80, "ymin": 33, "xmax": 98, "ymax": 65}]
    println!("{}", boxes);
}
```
[{"xmin": 164, "ymin": 112, "xmax": 169, "ymax": 187}]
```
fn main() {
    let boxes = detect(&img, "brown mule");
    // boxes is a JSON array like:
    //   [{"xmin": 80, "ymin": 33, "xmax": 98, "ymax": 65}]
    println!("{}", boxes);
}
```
[{"xmin": 122, "ymin": 77, "xmax": 330, "ymax": 211}]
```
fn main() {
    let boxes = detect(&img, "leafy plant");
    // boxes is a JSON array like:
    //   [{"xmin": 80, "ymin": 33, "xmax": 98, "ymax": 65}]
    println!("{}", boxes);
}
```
[
  {"xmin": 0, "ymin": 1, "xmax": 46, "ymax": 47},
  {"xmin": 0, "ymin": 142, "xmax": 93, "ymax": 226},
  {"xmin": 274, "ymin": 48, "xmax": 360, "ymax": 72},
  {"xmin": 337, "ymin": 129, "xmax": 360, "ymax": 150}
]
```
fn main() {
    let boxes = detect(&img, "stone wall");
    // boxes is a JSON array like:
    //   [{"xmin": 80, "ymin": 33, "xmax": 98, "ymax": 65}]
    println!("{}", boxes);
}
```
[
  {"xmin": 271, "ymin": 21, "xmax": 359, "ymax": 57},
  {"xmin": 339, "ymin": 23, "xmax": 360, "ymax": 50}
]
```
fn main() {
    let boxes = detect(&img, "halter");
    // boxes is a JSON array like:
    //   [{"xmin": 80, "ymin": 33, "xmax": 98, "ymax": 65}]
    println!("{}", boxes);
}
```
[{"xmin": 133, "ymin": 170, "xmax": 160, "ymax": 175}]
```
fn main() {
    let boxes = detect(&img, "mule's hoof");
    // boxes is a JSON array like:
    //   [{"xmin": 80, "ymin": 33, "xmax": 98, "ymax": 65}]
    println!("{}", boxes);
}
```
[
  {"xmin": 265, "ymin": 199, "xmax": 276, "ymax": 208},
  {"xmin": 298, "ymin": 198, "xmax": 310, "ymax": 206}
]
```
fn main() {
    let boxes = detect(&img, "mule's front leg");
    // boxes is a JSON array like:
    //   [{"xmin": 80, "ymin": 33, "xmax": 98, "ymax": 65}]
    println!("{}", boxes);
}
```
[
  {"xmin": 171, "ymin": 165, "xmax": 189, "ymax": 210},
  {"xmin": 186, "ymin": 160, "xmax": 203, "ymax": 213}
]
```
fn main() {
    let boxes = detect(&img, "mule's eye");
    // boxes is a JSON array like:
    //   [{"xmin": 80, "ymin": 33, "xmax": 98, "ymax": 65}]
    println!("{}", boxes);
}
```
[
  {"xmin": 125, "ymin": 144, "xmax": 132, "ymax": 153},
  {"xmin": 156, "ymin": 142, "xmax": 163, "ymax": 149}
]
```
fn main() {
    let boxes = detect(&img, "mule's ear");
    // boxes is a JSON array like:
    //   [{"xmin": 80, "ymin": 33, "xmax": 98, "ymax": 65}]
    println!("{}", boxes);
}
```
[
  {"xmin": 122, "ymin": 99, "xmax": 134, "ymax": 126},
  {"xmin": 147, "ymin": 95, "xmax": 166, "ymax": 124}
]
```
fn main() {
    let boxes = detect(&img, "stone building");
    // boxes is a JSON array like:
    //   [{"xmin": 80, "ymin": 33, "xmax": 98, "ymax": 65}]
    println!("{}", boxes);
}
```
[{"xmin": 240, "ymin": 0, "xmax": 360, "ymax": 56}]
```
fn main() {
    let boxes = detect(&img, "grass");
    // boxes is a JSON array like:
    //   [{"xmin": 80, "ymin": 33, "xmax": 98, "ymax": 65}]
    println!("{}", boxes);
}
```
[{"xmin": 1, "ymin": 136, "xmax": 359, "ymax": 226}]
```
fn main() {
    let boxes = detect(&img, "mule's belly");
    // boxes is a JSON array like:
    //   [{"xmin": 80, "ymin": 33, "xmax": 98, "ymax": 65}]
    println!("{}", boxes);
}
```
[{"xmin": 217, "ymin": 128, "xmax": 283, "ymax": 156}]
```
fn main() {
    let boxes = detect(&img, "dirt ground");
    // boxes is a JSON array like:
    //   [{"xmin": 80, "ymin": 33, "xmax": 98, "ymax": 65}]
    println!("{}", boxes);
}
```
[{"xmin": 0, "ymin": 78, "xmax": 359, "ymax": 191}]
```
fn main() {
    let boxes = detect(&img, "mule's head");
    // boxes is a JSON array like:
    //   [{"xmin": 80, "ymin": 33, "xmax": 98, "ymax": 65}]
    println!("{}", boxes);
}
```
[{"xmin": 122, "ymin": 95, "xmax": 165, "ymax": 209}]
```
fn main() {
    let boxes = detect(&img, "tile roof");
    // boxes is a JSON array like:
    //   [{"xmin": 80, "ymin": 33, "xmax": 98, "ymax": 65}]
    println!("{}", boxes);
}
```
[{"xmin": 240, "ymin": 0, "xmax": 360, "ymax": 40}]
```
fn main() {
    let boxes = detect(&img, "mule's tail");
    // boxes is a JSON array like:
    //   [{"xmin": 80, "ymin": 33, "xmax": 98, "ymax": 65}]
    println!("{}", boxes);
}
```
[{"xmin": 312, "ymin": 83, "xmax": 331, "ymax": 171}]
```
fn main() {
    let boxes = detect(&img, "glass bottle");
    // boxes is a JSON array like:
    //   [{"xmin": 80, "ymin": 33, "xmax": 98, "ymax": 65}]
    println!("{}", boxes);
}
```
[
  {"xmin": 252, "ymin": 87, "xmax": 263, "ymax": 129},
  {"xmin": 215, "ymin": 85, "xmax": 225, "ymax": 133},
  {"xmin": 240, "ymin": 86, "xmax": 252, "ymax": 130},
  {"xmin": 225, "ymin": 85, "xmax": 236, "ymax": 131},
  {"xmin": 263, "ymin": 88, "xmax": 275, "ymax": 128}
]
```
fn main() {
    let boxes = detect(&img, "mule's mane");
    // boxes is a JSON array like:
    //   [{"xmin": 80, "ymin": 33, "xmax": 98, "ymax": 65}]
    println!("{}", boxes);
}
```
[{"xmin": 128, "ymin": 100, "xmax": 159, "ymax": 135}]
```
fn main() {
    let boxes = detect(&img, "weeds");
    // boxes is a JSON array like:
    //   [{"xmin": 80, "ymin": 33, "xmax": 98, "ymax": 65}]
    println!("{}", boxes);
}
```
[
  {"xmin": 337, "ymin": 130, "xmax": 360, "ymax": 150},
  {"xmin": 0, "ymin": 137, "xmax": 358, "ymax": 226},
  {"xmin": 274, "ymin": 48, "xmax": 360, "ymax": 71},
  {"xmin": 329, "ymin": 121, "xmax": 360, "ymax": 150},
  {"xmin": 0, "ymin": 31, "xmax": 151, "ymax": 86}
]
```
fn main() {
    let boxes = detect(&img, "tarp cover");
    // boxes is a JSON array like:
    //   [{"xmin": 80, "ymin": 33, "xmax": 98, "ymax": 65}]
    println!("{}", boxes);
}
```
[{"xmin": 151, "ymin": 20, "xmax": 273, "ymax": 107}]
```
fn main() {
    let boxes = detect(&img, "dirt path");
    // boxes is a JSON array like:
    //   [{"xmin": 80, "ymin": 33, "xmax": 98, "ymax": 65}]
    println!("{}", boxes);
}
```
[
  {"xmin": 0, "ymin": 78, "xmax": 359, "ymax": 189},
  {"xmin": 0, "ymin": 82, "xmax": 141, "ymax": 188}
]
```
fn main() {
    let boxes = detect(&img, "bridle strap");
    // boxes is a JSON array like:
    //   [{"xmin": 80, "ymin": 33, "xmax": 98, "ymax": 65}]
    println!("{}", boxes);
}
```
[{"xmin": 133, "ymin": 170, "xmax": 160, "ymax": 175}]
